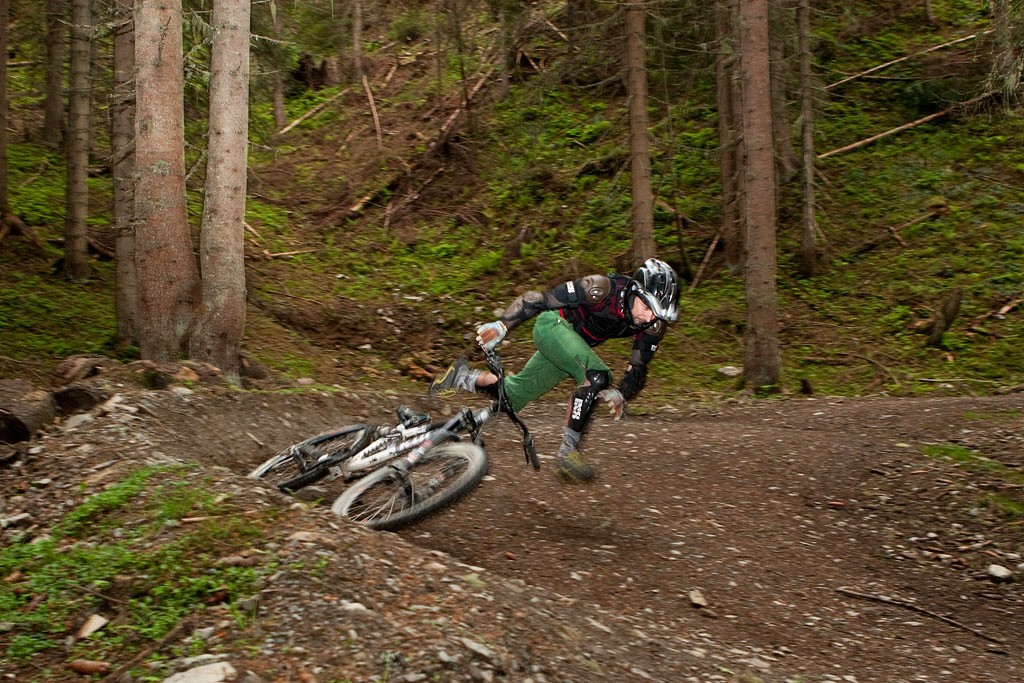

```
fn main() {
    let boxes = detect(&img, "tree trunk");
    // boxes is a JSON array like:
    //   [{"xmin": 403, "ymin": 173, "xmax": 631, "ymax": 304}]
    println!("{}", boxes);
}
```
[
  {"xmin": 738, "ymin": 0, "xmax": 782, "ymax": 391},
  {"xmin": 63, "ymin": 0, "xmax": 91, "ymax": 282},
  {"xmin": 626, "ymin": 0, "xmax": 655, "ymax": 267},
  {"xmin": 43, "ymin": 0, "xmax": 65, "ymax": 148},
  {"xmin": 715, "ymin": 0, "xmax": 743, "ymax": 273},
  {"xmin": 0, "ymin": 0, "xmax": 8, "ymax": 215},
  {"xmin": 797, "ymin": 0, "xmax": 821, "ymax": 277},
  {"xmin": 986, "ymin": 0, "xmax": 1024, "ymax": 101},
  {"xmin": 134, "ymin": 0, "xmax": 199, "ymax": 361},
  {"xmin": 352, "ymin": 0, "xmax": 364, "ymax": 78},
  {"xmin": 271, "ymin": 4, "xmax": 287, "ymax": 131},
  {"xmin": 189, "ymin": 0, "xmax": 251, "ymax": 385},
  {"xmin": 769, "ymin": 0, "xmax": 798, "ymax": 183},
  {"xmin": 112, "ymin": 0, "xmax": 137, "ymax": 343}
]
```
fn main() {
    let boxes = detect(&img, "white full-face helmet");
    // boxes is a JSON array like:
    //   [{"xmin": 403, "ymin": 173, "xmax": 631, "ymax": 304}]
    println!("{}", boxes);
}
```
[{"xmin": 630, "ymin": 258, "xmax": 680, "ymax": 323}]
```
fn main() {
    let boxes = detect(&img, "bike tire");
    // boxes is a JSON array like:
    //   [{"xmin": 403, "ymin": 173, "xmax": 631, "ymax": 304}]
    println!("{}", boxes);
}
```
[
  {"xmin": 330, "ymin": 442, "xmax": 489, "ymax": 531},
  {"xmin": 248, "ymin": 424, "xmax": 370, "ymax": 494}
]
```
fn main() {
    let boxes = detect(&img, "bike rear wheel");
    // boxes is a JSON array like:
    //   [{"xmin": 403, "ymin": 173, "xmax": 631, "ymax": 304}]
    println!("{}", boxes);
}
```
[
  {"xmin": 248, "ymin": 424, "xmax": 370, "ymax": 495},
  {"xmin": 331, "ymin": 442, "xmax": 488, "ymax": 531}
]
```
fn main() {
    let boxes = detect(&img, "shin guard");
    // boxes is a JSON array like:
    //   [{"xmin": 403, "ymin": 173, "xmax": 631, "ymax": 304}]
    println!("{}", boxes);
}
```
[{"xmin": 566, "ymin": 368, "xmax": 611, "ymax": 434}]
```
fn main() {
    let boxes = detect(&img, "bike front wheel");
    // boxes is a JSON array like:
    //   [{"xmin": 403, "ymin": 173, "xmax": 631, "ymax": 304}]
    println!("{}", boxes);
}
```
[
  {"xmin": 331, "ymin": 442, "xmax": 488, "ymax": 531},
  {"xmin": 248, "ymin": 424, "xmax": 371, "ymax": 495}
]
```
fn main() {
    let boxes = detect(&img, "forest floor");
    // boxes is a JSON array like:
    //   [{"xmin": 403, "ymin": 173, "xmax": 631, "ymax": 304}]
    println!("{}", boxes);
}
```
[{"xmin": 2, "ymin": 363, "xmax": 1022, "ymax": 683}]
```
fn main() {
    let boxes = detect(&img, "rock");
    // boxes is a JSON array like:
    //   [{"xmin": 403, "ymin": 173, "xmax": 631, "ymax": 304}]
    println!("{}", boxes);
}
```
[
  {"xmin": 1, "ymin": 512, "xmax": 32, "ymax": 528},
  {"xmin": 987, "ymin": 564, "xmax": 1013, "ymax": 582},
  {"xmin": 163, "ymin": 661, "xmax": 237, "ymax": 683},
  {"xmin": 63, "ymin": 412, "xmax": 94, "ymax": 430},
  {"xmin": 688, "ymin": 589, "xmax": 709, "ymax": 608}
]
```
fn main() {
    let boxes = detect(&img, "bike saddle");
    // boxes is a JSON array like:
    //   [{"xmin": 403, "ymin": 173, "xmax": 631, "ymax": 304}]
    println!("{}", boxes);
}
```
[{"xmin": 396, "ymin": 405, "xmax": 430, "ymax": 428}]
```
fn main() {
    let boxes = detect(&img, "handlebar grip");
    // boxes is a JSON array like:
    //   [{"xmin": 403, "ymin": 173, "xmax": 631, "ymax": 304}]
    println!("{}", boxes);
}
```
[{"xmin": 522, "ymin": 434, "xmax": 540, "ymax": 470}]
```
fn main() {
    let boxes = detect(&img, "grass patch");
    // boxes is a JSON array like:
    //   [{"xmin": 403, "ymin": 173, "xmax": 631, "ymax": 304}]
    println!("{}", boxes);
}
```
[
  {"xmin": 0, "ymin": 465, "xmax": 271, "ymax": 668},
  {"xmin": 920, "ymin": 443, "xmax": 1024, "ymax": 486}
]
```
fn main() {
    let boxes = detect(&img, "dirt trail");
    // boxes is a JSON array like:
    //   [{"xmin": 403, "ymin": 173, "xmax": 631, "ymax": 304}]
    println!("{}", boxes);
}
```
[
  {"xmin": 3, "ymin": 384, "xmax": 1022, "ymax": 682},
  {"xmin": 399, "ymin": 394, "xmax": 1024, "ymax": 682}
]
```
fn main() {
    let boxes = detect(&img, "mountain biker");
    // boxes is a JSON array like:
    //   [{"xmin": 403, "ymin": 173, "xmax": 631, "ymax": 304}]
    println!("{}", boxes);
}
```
[{"xmin": 429, "ymin": 257, "xmax": 680, "ymax": 482}]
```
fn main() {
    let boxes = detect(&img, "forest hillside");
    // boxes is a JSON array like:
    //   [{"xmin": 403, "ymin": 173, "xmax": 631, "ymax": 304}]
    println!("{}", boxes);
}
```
[{"xmin": 0, "ymin": 1, "xmax": 1021, "ymax": 400}]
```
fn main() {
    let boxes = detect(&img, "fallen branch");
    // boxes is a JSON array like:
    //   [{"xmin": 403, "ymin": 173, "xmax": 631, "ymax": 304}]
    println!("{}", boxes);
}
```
[
  {"xmin": 428, "ymin": 68, "xmax": 494, "ymax": 153},
  {"xmin": 826, "ymin": 31, "xmax": 992, "ymax": 91},
  {"xmin": 87, "ymin": 236, "xmax": 115, "ymax": 260},
  {"xmin": 819, "ymin": 108, "xmax": 949, "ymax": 159},
  {"xmin": 836, "ymin": 586, "xmax": 1006, "ymax": 644},
  {"xmin": 848, "ymin": 208, "xmax": 947, "ymax": 257},
  {"xmin": 916, "ymin": 377, "xmax": 1001, "ymax": 384},
  {"xmin": 689, "ymin": 231, "xmax": 721, "ymax": 293},
  {"xmin": 362, "ymin": 74, "xmax": 383, "ymax": 150},
  {"xmin": 261, "ymin": 248, "xmax": 317, "ymax": 259},
  {"xmin": 975, "ymin": 296, "xmax": 1022, "ymax": 323},
  {"xmin": 819, "ymin": 91, "xmax": 997, "ymax": 159},
  {"xmin": 277, "ymin": 87, "xmax": 349, "ymax": 135},
  {"xmin": 886, "ymin": 225, "xmax": 908, "ymax": 247},
  {"xmin": 181, "ymin": 510, "xmax": 259, "ymax": 523},
  {"xmin": 99, "ymin": 613, "xmax": 197, "ymax": 683},
  {"xmin": 384, "ymin": 165, "xmax": 445, "ymax": 230}
]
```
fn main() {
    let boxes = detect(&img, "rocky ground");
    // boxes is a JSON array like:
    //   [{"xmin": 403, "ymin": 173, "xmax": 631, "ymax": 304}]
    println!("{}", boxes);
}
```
[{"xmin": 2, "ymin": 367, "xmax": 1023, "ymax": 683}]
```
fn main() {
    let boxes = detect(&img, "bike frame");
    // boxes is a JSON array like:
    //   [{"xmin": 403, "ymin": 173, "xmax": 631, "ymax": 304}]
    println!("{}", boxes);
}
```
[
  {"xmin": 333, "ymin": 403, "xmax": 499, "ymax": 477},
  {"xmin": 335, "ymin": 346, "xmax": 538, "ymax": 478}
]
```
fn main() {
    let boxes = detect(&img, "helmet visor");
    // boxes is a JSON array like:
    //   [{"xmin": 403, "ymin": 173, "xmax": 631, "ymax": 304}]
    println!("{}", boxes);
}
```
[{"xmin": 636, "ymin": 286, "xmax": 679, "ymax": 323}]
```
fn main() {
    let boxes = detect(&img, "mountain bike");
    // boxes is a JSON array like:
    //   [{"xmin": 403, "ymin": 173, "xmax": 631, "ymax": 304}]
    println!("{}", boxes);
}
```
[{"xmin": 248, "ymin": 348, "xmax": 539, "ymax": 530}]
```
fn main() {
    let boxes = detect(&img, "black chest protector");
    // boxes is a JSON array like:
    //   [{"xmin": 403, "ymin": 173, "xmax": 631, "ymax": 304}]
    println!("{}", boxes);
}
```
[{"xmin": 559, "ymin": 276, "xmax": 646, "ymax": 345}]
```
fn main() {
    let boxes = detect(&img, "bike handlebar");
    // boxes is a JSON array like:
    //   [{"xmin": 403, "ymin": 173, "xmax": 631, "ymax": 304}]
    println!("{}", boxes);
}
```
[{"xmin": 481, "ymin": 347, "xmax": 540, "ymax": 470}]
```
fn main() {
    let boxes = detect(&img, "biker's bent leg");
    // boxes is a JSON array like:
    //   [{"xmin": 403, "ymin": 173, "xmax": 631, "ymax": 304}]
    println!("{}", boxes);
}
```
[
  {"xmin": 502, "ymin": 311, "xmax": 611, "ymax": 460},
  {"xmin": 502, "ymin": 311, "xmax": 609, "ymax": 410}
]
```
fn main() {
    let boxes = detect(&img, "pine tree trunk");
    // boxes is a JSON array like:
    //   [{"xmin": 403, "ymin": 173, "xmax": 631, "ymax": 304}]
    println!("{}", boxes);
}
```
[
  {"xmin": 63, "ymin": 0, "xmax": 91, "ymax": 282},
  {"xmin": 797, "ymin": 0, "xmax": 821, "ymax": 277},
  {"xmin": 769, "ymin": 0, "xmax": 798, "ymax": 182},
  {"xmin": 112, "ymin": 0, "xmax": 137, "ymax": 343},
  {"xmin": 987, "ymin": 0, "xmax": 1024, "ymax": 101},
  {"xmin": 0, "ymin": 0, "xmax": 8, "ymax": 215},
  {"xmin": 352, "ymin": 0, "xmax": 364, "ymax": 78},
  {"xmin": 271, "ymin": 5, "xmax": 287, "ymax": 130},
  {"xmin": 43, "ymin": 0, "xmax": 65, "ymax": 148},
  {"xmin": 189, "ymin": 0, "xmax": 251, "ymax": 385},
  {"xmin": 715, "ymin": 0, "xmax": 743, "ymax": 273},
  {"xmin": 626, "ymin": 0, "xmax": 655, "ymax": 266},
  {"xmin": 738, "ymin": 0, "xmax": 782, "ymax": 391},
  {"xmin": 134, "ymin": 0, "xmax": 199, "ymax": 361}
]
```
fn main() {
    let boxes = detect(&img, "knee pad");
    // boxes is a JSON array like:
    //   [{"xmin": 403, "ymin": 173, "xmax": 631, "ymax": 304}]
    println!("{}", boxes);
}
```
[
  {"xmin": 567, "ymin": 369, "xmax": 612, "ymax": 433},
  {"xmin": 585, "ymin": 368, "xmax": 611, "ymax": 391}
]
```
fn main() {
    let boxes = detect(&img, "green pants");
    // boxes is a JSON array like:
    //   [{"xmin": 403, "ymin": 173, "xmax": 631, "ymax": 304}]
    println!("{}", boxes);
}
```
[{"xmin": 504, "ymin": 310, "xmax": 610, "ymax": 413}]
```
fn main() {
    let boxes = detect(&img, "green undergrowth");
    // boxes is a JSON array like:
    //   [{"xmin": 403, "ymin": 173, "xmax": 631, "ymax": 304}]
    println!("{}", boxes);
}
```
[
  {"xmin": 919, "ymin": 441, "xmax": 1024, "ymax": 519},
  {"xmin": 0, "ymin": 464, "xmax": 280, "ymax": 679},
  {"xmin": 1, "ymin": 0, "xmax": 1021, "ymax": 400}
]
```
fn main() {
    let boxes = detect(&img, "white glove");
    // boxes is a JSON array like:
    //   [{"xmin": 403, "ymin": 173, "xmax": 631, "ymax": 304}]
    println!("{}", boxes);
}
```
[
  {"xmin": 598, "ymin": 388, "xmax": 625, "ymax": 421},
  {"xmin": 476, "ymin": 320, "xmax": 507, "ymax": 351}
]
